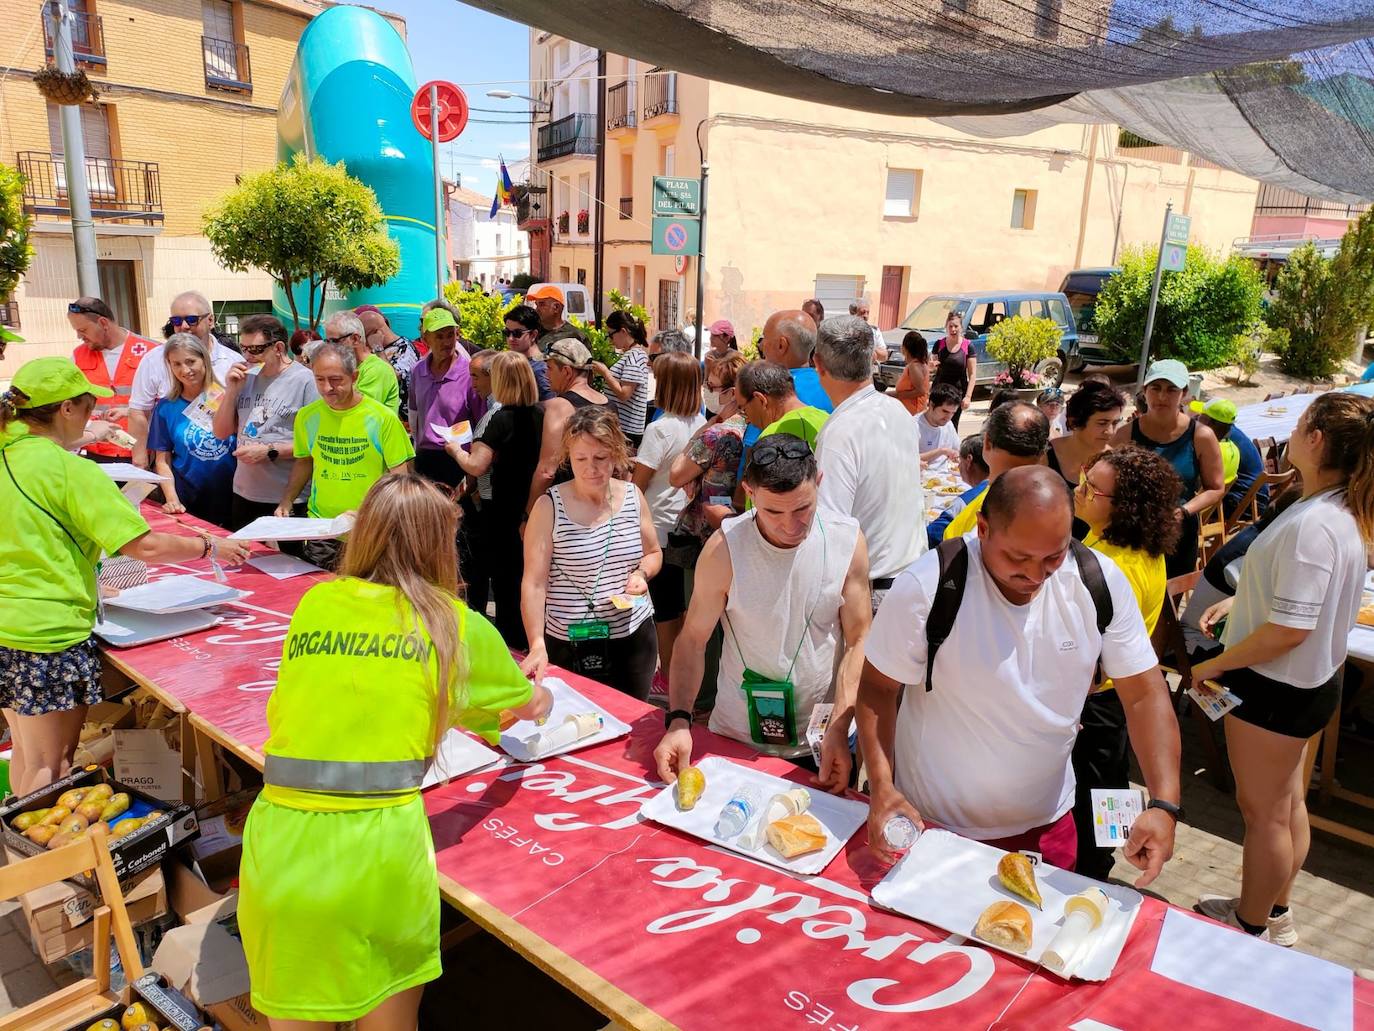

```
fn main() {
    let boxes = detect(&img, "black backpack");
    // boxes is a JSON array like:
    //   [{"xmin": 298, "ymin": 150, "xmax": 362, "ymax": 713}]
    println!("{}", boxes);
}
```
[{"xmin": 923, "ymin": 537, "xmax": 1113, "ymax": 692}]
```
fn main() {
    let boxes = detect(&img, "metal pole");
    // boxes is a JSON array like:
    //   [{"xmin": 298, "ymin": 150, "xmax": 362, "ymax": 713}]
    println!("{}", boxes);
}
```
[
  {"xmin": 1137, "ymin": 200, "xmax": 1171, "ymax": 390},
  {"xmin": 592, "ymin": 49, "xmax": 607, "ymax": 327},
  {"xmin": 47, "ymin": 0, "xmax": 98, "ymax": 297},
  {"xmin": 693, "ymin": 162, "xmax": 709, "ymax": 361},
  {"xmin": 430, "ymin": 83, "xmax": 444, "ymax": 300}
]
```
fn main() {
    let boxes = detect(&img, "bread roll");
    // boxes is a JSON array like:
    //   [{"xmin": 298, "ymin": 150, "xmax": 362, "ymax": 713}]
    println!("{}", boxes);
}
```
[
  {"xmin": 765, "ymin": 812, "xmax": 827, "ymax": 859},
  {"xmin": 974, "ymin": 900, "xmax": 1033, "ymax": 954}
]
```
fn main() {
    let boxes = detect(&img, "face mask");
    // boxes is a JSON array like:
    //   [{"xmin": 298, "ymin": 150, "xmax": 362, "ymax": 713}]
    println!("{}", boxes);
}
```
[{"xmin": 704, "ymin": 389, "xmax": 722, "ymax": 410}]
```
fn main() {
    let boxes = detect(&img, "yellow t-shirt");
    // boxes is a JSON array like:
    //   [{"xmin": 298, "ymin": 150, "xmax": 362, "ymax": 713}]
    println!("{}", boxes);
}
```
[
  {"xmin": 942, "ymin": 485, "xmax": 988, "ymax": 540},
  {"xmin": 0, "ymin": 424, "xmax": 150, "ymax": 652},
  {"xmin": 1084, "ymin": 532, "xmax": 1166, "ymax": 692},
  {"xmin": 264, "ymin": 578, "xmax": 532, "ymax": 811}
]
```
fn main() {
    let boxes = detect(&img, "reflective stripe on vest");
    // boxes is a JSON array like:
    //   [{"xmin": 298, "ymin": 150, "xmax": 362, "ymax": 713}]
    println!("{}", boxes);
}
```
[{"xmin": 264, "ymin": 754, "xmax": 426, "ymax": 795}]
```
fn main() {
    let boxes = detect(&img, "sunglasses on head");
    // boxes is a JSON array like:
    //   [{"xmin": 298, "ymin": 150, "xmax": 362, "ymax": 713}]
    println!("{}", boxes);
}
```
[
  {"xmin": 67, "ymin": 302, "xmax": 104, "ymax": 317},
  {"xmin": 170, "ymin": 314, "xmax": 209, "ymax": 328},
  {"xmin": 750, "ymin": 439, "xmax": 812, "ymax": 467}
]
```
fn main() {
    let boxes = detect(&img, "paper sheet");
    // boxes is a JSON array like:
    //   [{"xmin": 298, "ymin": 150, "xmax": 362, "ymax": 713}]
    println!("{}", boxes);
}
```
[
  {"xmin": 229, "ymin": 514, "xmax": 355, "ymax": 541},
  {"xmin": 422, "ymin": 729, "xmax": 502, "ymax": 788},
  {"xmin": 430, "ymin": 421, "xmax": 472, "ymax": 446},
  {"xmin": 247, "ymin": 552, "xmax": 322, "ymax": 580},
  {"xmin": 104, "ymin": 574, "xmax": 249, "ymax": 615},
  {"xmin": 98, "ymin": 463, "xmax": 171, "ymax": 483},
  {"xmin": 1150, "ymin": 908, "xmax": 1353, "ymax": 1031}
]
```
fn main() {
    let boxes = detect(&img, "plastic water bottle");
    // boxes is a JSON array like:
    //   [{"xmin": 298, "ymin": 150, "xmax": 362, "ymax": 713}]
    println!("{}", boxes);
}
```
[
  {"xmin": 715, "ymin": 785, "xmax": 764, "ymax": 838},
  {"xmin": 883, "ymin": 815, "xmax": 920, "ymax": 850}
]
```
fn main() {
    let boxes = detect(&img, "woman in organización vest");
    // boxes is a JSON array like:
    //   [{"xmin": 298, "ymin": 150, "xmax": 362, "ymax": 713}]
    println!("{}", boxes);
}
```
[
  {"xmin": 237, "ymin": 474, "xmax": 552, "ymax": 1029},
  {"xmin": 0, "ymin": 358, "xmax": 251, "ymax": 794}
]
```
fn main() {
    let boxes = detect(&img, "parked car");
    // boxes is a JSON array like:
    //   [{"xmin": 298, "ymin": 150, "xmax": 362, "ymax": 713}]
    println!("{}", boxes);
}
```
[
  {"xmin": 529, "ymin": 282, "xmax": 594, "ymax": 322},
  {"xmin": 878, "ymin": 290, "xmax": 1081, "ymax": 390},
  {"xmin": 1058, "ymin": 267, "xmax": 1120, "ymax": 368}
]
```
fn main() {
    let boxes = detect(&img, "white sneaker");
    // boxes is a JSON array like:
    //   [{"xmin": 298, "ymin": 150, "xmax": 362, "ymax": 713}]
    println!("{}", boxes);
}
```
[{"xmin": 1195, "ymin": 895, "xmax": 1282, "ymax": 943}]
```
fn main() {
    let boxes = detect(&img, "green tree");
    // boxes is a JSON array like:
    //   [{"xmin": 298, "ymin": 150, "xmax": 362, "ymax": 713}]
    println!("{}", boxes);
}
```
[
  {"xmin": 986, "ymin": 315, "xmax": 1061, "ymax": 385},
  {"xmin": 0, "ymin": 162, "xmax": 33, "ymax": 344},
  {"xmin": 1268, "ymin": 210, "xmax": 1374, "ymax": 378},
  {"xmin": 442, "ymin": 282, "xmax": 522, "ymax": 349},
  {"xmin": 1093, "ymin": 243, "xmax": 1263, "ymax": 369},
  {"xmin": 203, "ymin": 156, "xmax": 400, "ymax": 331}
]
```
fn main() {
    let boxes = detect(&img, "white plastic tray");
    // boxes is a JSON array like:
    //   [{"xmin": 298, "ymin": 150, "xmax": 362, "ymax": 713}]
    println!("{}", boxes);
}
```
[
  {"xmin": 499, "ymin": 677, "xmax": 632, "ymax": 762},
  {"xmin": 639, "ymin": 756, "xmax": 869, "ymax": 876},
  {"xmin": 422, "ymin": 728, "xmax": 502, "ymax": 788},
  {"xmin": 94, "ymin": 607, "xmax": 220, "ymax": 647},
  {"xmin": 871, "ymin": 829, "xmax": 1142, "ymax": 980}
]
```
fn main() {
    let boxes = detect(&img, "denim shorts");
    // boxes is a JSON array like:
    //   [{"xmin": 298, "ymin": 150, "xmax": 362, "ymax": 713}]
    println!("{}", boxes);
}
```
[{"xmin": 0, "ymin": 638, "xmax": 103, "ymax": 716}]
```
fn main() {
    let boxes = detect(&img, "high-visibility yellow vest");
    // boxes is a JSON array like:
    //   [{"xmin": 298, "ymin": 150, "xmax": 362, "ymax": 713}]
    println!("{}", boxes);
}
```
[
  {"xmin": 263, "ymin": 578, "xmax": 532, "ymax": 812},
  {"xmin": 1219, "ymin": 439, "xmax": 1240, "ymax": 487}
]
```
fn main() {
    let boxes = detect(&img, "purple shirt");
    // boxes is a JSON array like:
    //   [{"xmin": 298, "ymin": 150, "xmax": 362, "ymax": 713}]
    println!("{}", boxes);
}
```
[{"xmin": 408, "ymin": 350, "xmax": 488, "ymax": 450}]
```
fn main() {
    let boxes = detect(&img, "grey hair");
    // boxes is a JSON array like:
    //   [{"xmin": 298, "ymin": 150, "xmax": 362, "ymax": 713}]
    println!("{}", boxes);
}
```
[
  {"xmin": 736, "ymin": 360, "xmax": 797, "ymax": 400},
  {"xmin": 162, "ymin": 332, "xmax": 220, "ymax": 400},
  {"xmin": 310, "ymin": 340, "xmax": 358, "ymax": 375},
  {"xmin": 776, "ymin": 314, "xmax": 816, "ymax": 361},
  {"xmin": 422, "ymin": 297, "xmax": 462, "ymax": 325},
  {"xmin": 325, "ymin": 311, "xmax": 365, "ymax": 342},
  {"xmin": 815, "ymin": 315, "xmax": 875, "ymax": 383},
  {"xmin": 171, "ymin": 290, "xmax": 212, "ymax": 315},
  {"xmin": 655, "ymin": 329, "xmax": 693, "ymax": 354}
]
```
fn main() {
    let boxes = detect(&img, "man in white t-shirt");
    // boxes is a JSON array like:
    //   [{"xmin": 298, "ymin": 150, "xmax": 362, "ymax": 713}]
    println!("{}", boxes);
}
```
[
  {"xmin": 654, "ymin": 436, "xmax": 872, "ymax": 791},
  {"xmin": 859, "ymin": 466, "xmax": 1182, "ymax": 880},
  {"xmin": 127, "ymin": 290, "xmax": 239, "ymax": 465},
  {"xmin": 813, "ymin": 315, "xmax": 925, "ymax": 610},
  {"xmin": 916, "ymin": 383, "xmax": 962, "ymax": 464}
]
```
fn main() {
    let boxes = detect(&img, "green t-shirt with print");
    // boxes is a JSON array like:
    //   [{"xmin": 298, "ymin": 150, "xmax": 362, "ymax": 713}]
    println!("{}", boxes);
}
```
[
  {"xmin": 292, "ymin": 395, "xmax": 415, "ymax": 518},
  {"xmin": 356, "ymin": 353, "xmax": 401, "ymax": 414}
]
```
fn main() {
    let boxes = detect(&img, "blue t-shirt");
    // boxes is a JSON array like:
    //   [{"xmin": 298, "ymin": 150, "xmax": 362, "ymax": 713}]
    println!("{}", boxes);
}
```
[
  {"xmin": 1224, "ymin": 425, "xmax": 1268, "ymax": 515},
  {"xmin": 148, "ymin": 396, "xmax": 237, "ymax": 513},
  {"xmin": 927, "ymin": 480, "xmax": 988, "ymax": 548},
  {"xmin": 790, "ymin": 367, "xmax": 833, "ymax": 414}
]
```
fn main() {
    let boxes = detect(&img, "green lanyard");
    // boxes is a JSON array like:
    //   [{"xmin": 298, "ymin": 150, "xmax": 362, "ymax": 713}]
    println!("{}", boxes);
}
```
[{"xmin": 723, "ymin": 517, "xmax": 828, "ymax": 683}]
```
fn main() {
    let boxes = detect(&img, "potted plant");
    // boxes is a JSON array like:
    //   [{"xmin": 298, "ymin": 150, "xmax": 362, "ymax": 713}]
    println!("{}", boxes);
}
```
[
  {"xmin": 33, "ymin": 65, "xmax": 100, "ymax": 105},
  {"xmin": 986, "ymin": 315, "xmax": 1063, "ymax": 396},
  {"xmin": 576, "ymin": 208, "xmax": 590, "ymax": 234},
  {"xmin": 557, "ymin": 211, "xmax": 570, "ymax": 234}
]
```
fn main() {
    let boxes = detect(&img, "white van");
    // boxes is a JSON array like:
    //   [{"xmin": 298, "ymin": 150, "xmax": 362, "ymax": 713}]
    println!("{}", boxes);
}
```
[{"xmin": 530, "ymin": 283, "xmax": 594, "ymax": 321}]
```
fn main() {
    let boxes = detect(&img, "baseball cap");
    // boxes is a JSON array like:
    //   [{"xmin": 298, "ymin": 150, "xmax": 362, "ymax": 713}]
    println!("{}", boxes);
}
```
[
  {"xmin": 8, "ymin": 356, "xmax": 113, "ymax": 407},
  {"xmin": 1143, "ymin": 358, "xmax": 1190, "ymax": 389},
  {"xmin": 709, "ymin": 319, "xmax": 735, "ymax": 337},
  {"xmin": 420, "ymin": 308, "xmax": 458, "ymax": 333},
  {"xmin": 1190, "ymin": 397, "xmax": 1237, "ymax": 424},
  {"xmin": 526, "ymin": 284, "xmax": 565, "ymax": 304},
  {"xmin": 546, "ymin": 338, "xmax": 592, "ymax": 368}
]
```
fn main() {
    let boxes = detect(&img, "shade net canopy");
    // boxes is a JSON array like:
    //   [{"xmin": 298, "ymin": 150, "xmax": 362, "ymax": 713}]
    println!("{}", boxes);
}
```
[{"xmin": 471, "ymin": 0, "xmax": 1374, "ymax": 201}]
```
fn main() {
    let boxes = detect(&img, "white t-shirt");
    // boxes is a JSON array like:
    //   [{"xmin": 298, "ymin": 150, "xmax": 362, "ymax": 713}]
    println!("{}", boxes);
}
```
[
  {"xmin": 129, "ymin": 339, "xmax": 241, "ymax": 412},
  {"xmin": 635, "ymin": 412, "xmax": 705, "ymax": 545},
  {"xmin": 916, "ymin": 412, "xmax": 959, "ymax": 455},
  {"xmin": 815, "ymin": 385, "xmax": 926, "ymax": 580},
  {"xmin": 867, "ymin": 538, "xmax": 1157, "ymax": 839},
  {"xmin": 102, "ymin": 347, "xmax": 121, "ymax": 379},
  {"xmin": 1223, "ymin": 488, "xmax": 1367, "ymax": 687}
]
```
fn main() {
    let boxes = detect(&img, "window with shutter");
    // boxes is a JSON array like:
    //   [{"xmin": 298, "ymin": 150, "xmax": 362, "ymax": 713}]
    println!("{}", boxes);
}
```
[
  {"xmin": 46, "ymin": 103, "xmax": 115, "ymax": 197},
  {"xmin": 884, "ymin": 169, "xmax": 920, "ymax": 218}
]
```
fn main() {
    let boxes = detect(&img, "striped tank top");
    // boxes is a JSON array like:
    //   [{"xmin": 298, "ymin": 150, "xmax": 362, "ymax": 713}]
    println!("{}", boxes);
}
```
[{"xmin": 545, "ymin": 480, "xmax": 652, "ymax": 640}]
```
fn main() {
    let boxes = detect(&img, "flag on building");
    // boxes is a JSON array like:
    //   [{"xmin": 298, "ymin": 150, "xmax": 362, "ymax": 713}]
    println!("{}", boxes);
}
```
[{"xmin": 490, "ymin": 156, "xmax": 514, "ymax": 217}]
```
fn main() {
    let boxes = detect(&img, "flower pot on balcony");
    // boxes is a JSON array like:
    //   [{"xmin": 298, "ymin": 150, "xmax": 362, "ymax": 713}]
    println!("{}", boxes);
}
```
[
  {"xmin": 33, "ymin": 65, "xmax": 99, "ymax": 104},
  {"xmin": 576, "ymin": 210, "xmax": 590, "ymax": 234},
  {"xmin": 557, "ymin": 212, "xmax": 570, "ymax": 234}
]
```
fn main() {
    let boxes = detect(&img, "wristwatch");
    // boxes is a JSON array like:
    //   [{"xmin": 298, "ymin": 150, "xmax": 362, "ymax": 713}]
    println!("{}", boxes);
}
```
[
  {"xmin": 664, "ymin": 708, "xmax": 693, "ymax": 730},
  {"xmin": 1147, "ymin": 798, "xmax": 1185, "ymax": 822},
  {"xmin": 267, "ymin": 446, "xmax": 279, "ymax": 462}
]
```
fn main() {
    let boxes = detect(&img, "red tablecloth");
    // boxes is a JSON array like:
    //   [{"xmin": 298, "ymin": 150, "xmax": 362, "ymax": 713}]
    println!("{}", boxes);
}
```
[{"xmin": 103, "ymin": 505, "xmax": 1374, "ymax": 1030}]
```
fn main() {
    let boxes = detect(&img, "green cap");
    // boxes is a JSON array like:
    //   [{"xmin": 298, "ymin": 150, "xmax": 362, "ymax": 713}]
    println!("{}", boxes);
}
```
[
  {"xmin": 1190, "ymin": 397, "xmax": 1237, "ymax": 424},
  {"xmin": 421, "ymin": 307, "xmax": 458, "ymax": 333},
  {"xmin": 1143, "ymin": 358, "xmax": 1190, "ymax": 389},
  {"xmin": 8, "ymin": 357, "xmax": 113, "ymax": 407}
]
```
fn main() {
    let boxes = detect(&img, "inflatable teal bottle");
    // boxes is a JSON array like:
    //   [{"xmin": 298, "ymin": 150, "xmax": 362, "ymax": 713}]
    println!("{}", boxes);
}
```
[{"xmin": 276, "ymin": 5, "xmax": 441, "ymax": 340}]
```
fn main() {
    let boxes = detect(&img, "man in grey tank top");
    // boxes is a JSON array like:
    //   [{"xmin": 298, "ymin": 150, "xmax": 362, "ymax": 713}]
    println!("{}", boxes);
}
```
[{"xmin": 654, "ymin": 435, "xmax": 873, "ymax": 792}]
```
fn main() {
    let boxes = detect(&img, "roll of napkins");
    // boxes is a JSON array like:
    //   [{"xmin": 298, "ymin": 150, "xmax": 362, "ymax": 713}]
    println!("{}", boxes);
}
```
[
  {"xmin": 1042, "ymin": 887, "xmax": 1109, "ymax": 973},
  {"xmin": 528, "ymin": 712, "xmax": 603, "ymax": 756}
]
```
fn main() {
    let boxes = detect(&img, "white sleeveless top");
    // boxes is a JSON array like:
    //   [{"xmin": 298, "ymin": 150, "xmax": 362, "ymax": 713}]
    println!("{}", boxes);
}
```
[
  {"xmin": 711, "ymin": 510, "xmax": 860, "ymax": 756},
  {"xmin": 544, "ymin": 481, "xmax": 652, "ymax": 640}
]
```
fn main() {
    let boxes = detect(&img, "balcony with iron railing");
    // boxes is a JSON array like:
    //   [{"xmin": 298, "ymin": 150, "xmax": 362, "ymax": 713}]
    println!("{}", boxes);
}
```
[
  {"xmin": 203, "ymin": 35, "xmax": 252, "ymax": 92},
  {"xmin": 537, "ymin": 112, "xmax": 597, "ymax": 164},
  {"xmin": 642, "ymin": 68, "xmax": 679, "ymax": 124},
  {"xmin": 619, "ymin": 196, "xmax": 632, "ymax": 219},
  {"xmin": 607, "ymin": 80, "xmax": 636, "ymax": 135},
  {"xmin": 1254, "ymin": 181, "xmax": 1368, "ymax": 220},
  {"xmin": 17, "ymin": 151, "xmax": 164, "ymax": 224},
  {"xmin": 43, "ymin": 7, "xmax": 105, "ymax": 65}
]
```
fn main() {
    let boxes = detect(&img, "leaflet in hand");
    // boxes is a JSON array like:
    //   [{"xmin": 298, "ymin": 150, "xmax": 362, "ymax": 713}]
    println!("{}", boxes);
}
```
[
  {"xmin": 430, "ymin": 421, "xmax": 472, "ymax": 446},
  {"xmin": 229, "ymin": 514, "xmax": 355, "ymax": 541}
]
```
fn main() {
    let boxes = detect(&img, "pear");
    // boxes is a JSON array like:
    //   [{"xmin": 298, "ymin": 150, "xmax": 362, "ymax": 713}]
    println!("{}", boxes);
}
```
[{"xmin": 997, "ymin": 851, "xmax": 1044, "ymax": 910}]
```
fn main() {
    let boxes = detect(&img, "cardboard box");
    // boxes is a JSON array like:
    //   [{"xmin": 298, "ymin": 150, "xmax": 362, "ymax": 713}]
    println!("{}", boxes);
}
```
[
  {"xmin": 0, "ymin": 766, "xmax": 198, "ymax": 890},
  {"xmin": 115, "ymin": 725, "xmax": 182, "ymax": 804},
  {"xmin": 61, "ymin": 971, "xmax": 211, "ymax": 1031},
  {"xmin": 167, "ymin": 850, "xmax": 237, "ymax": 919},
  {"xmin": 14, "ymin": 863, "xmax": 166, "ymax": 964},
  {"xmin": 72, "ymin": 699, "xmax": 136, "ymax": 769},
  {"xmin": 153, "ymin": 894, "xmax": 268, "ymax": 1031}
]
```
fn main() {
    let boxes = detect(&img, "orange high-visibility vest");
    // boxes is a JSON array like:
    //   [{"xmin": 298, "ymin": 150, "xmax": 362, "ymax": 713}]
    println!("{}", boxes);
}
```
[{"xmin": 72, "ymin": 333, "xmax": 156, "ymax": 457}]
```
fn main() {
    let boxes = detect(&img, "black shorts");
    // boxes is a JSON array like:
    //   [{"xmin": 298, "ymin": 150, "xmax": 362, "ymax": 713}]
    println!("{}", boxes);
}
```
[
  {"xmin": 648, "ymin": 562, "xmax": 686, "ymax": 622},
  {"xmin": 1222, "ymin": 665, "xmax": 1341, "ymax": 739}
]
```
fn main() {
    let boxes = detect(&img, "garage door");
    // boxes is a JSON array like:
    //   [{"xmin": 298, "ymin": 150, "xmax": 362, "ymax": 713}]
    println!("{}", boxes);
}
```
[{"xmin": 812, "ymin": 274, "xmax": 866, "ymax": 320}]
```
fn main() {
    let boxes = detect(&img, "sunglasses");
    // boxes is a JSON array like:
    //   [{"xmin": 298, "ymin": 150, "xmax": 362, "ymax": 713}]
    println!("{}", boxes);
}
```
[
  {"xmin": 325, "ymin": 333, "xmax": 357, "ymax": 345},
  {"xmin": 240, "ymin": 341, "xmax": 274, "ymax": 356},
  {"xmin": 750, "ymin": 439, "xmax": 812, "ymax": 467},
  {"xmin": 1077, "ymin": 471, "xmax": 1114, "ymax": 501},
  {"xmin": 503, "ymin": 327, "xmax": 533, "ymax": 337},
  {"xmin": 67, "ymin": 302, "xmax": 104, "ymax": 316},
  {"xmin": 170, "ymin": 314, "xmax": 209, "ymax": 328}
]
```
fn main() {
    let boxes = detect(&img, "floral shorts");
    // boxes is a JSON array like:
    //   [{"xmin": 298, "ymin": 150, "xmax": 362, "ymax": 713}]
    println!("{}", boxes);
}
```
[{"xmin": 0, "ymin": 638, "xmax": 103, "ymax": 717}]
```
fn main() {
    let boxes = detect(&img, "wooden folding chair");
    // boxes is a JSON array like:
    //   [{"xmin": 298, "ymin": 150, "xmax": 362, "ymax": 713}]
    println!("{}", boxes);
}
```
[
  {"xmin": 1196, "ymin": 501, "xmax": 1227, "ymax": 568},
  {"xmin": 0, "ymin": 825, "xmax": 144, "ymax": 1031},
  {"xmin": 1224, "ymin": 468, "xmax": 1296, "ymax": 536},
  {"xmin": 1262, "ymin": 390, "xmax": 1286, "ymax": 402},
  {"xmin": 1151, "ymin": 571, "xmax": 1233, "ymax": 791},
  {"xmin": 1251, "ymin": 435, "xmax": 1278, "ymax": 474}
]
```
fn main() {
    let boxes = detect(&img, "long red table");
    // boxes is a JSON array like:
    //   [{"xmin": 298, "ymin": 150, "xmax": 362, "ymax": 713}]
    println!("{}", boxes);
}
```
[{"xmin": 99, "ymin": 506, "xmax": 1374, "ymax": 1030}]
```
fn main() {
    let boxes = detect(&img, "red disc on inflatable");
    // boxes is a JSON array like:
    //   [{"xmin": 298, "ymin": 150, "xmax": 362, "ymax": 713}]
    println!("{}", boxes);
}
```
[{"xmin": 412, "ymin": 81, "xmax": 469, "ymax": 142}]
